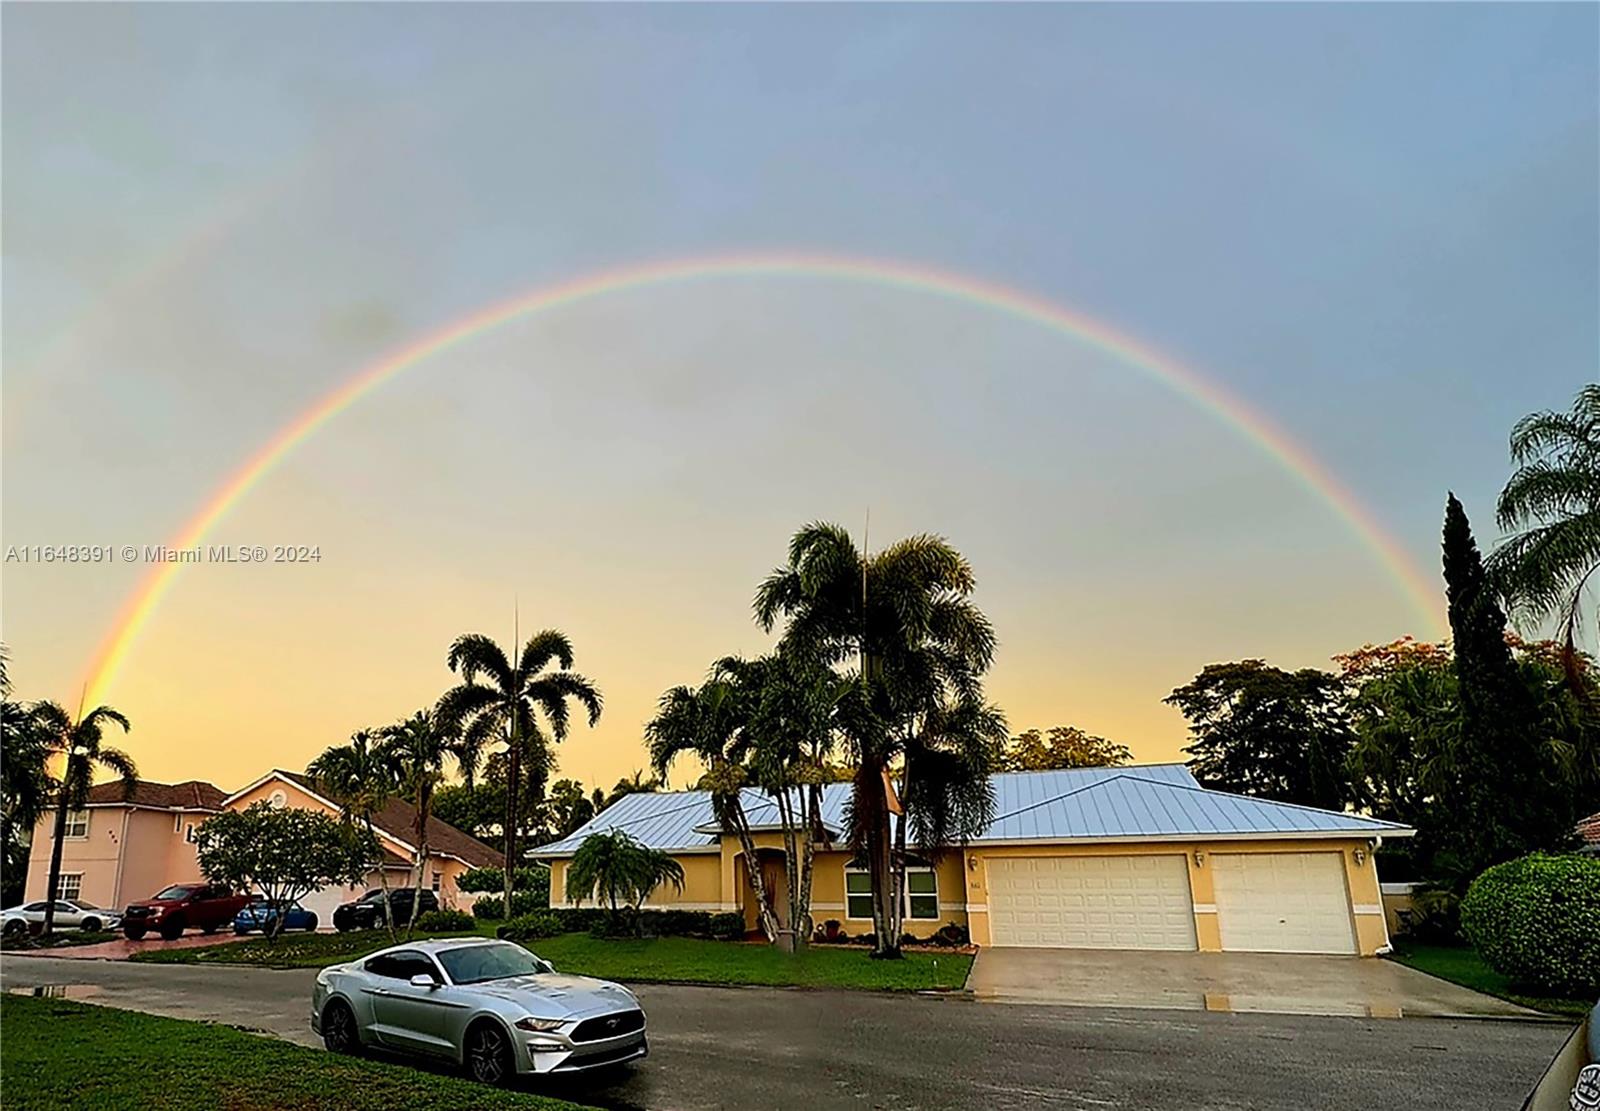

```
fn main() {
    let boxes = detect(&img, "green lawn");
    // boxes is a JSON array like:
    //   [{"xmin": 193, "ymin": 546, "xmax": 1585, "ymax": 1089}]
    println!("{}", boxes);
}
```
[
  {"xmin": 0, "ymin": 994, "xmax": 589, "ymax": 1110},
  {"xmin": 1388, "ymin": 941, "xmax": 1593, "ymax": 1018},
  {"xmin": 129, "ymin": 927, "xmax": 486, "ymax": 968},
  {"xmin": 131, "ymin": 927, "xmax": 973, "ymax": 991},
  {"xmin": 528, "ymin": 934, "xmax": 972, "ymax": 991}
]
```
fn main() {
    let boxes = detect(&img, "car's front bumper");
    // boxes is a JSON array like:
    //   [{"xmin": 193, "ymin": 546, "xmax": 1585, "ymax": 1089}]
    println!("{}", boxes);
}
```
[{"xmin": 516, "ymin": 1029, "xmax": 648, "ymax": 1074}]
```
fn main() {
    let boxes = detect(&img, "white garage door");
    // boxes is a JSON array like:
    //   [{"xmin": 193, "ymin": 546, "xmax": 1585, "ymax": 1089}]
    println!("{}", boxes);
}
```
[
  {"xmin": 1211, "ymin": 852, "xmax": 1356, "ymax": 954},
  {"xmin": 987, "ymin": 855, "xmax": 1197, "ymax": 950}
]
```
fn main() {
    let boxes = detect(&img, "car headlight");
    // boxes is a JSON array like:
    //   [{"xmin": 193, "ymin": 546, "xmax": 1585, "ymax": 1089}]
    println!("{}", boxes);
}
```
[{"xmin": 514, "ymin": 1016, "xmax": 565, "ymax": 1033}]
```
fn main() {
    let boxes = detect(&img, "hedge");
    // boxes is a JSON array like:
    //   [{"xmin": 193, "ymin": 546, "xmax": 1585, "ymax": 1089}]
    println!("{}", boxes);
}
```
[
  {"xmin": 483, "ymin": 906, "xmax": 745, "ymax": 940},
  {"xmin": 1460, "ymin": 852, "xmax": 1600, "ymax": 996},
  {"xmin": 496, "ymin": 913, "xmax": 565, "ymax": 941},
  {"xmin": 457, "ymin": 866, "xmax": 550, "ymax": 905},
  {"xmin": 471, "ymin": 890, "xmax": 548, "ymax": 921},
  {"xmin": 414, "ymin": 909, "xmax": 475, "ymax": 933}
]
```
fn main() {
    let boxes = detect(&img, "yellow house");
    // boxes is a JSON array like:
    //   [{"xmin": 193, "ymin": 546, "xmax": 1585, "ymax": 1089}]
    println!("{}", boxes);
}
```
[
  {"xmin": 25, "ymin": 770, "xmax": 501, "ymax": 922},
  {"xmin": 532, "ymin": 764, "xmax": 1411, "ymax": 956}
]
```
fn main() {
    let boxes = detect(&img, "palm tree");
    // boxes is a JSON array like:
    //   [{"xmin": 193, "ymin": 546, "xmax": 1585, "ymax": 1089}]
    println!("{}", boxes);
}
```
[
  {"xmin": 0, "ymin": 651, "xmax": 55, "ymax": 901},
  {"xmin": 1491, "ymin": 384, "xmax": 1600, "ymax": 681},
  {"xmin": 647, "ymin": 669, "xmax": 781, "ymax": 941},
  {"xmin": 755, "ymin": 522, "xmax": 999, "ymax": 957},
  {"xmin": 378, "ymin": 710, "xmax": 469, "ymax": 934},
  {"xmin": 436, "ymin": 631, "xmax": 602, "ymax": 915},
  {"xmin": 565, "ymin": 829, "xmax": 684, "ymax": 928},
  {"xmin": 29, "ymin": 701, "xmax": 136, "ymax": 935},
  {"xmin": 308, "ymin": 730, "xmax": 399, "ymax": 934},
  {"xmin": 600, "ymin": 770, "xmax": 662, "ymax": 811}
]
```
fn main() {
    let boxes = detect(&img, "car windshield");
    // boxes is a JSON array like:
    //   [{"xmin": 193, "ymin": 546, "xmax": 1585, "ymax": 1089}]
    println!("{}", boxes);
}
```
[
  {"xmin": 436, "ymin": 944, "xmax": 553, "ymax": 985},
  {"xmin": 358, "ymin": 891, "xmax": 385, "ymax": 904},
  {"xmin": 152, "ymin": 886, "xmax": 197, "ymax": 900}
]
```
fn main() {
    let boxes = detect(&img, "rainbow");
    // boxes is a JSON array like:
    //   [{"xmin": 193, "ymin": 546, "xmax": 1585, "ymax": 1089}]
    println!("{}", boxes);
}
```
[{"xmin": 79, "ymin": 250, "xmax": 1444, "ymax": 704}]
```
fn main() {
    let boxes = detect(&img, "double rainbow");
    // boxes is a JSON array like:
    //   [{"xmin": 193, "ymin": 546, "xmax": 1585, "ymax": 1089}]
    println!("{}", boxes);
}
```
[{"xmin": 79, "ymin": 251, "xmax": 1443, "ymax": 704}]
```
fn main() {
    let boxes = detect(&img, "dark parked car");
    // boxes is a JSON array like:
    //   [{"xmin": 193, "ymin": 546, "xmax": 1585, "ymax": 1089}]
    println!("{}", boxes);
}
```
[
  {"xmin": 123, "ymin": 884, "xmax": 252, "ymax": 941},
  {"xmin": 233, "ymin": 898, "xmax": 319, "ymax": 935},
  {"xmin": 332, "ymin": 888, "xmax": 439, "ymax": 932}
]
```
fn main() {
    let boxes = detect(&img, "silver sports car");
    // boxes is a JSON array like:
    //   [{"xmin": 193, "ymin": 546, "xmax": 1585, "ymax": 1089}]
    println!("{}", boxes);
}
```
[{"xmin": 311, "ymin": 937, "xmax": 648, "ymax": 1085}]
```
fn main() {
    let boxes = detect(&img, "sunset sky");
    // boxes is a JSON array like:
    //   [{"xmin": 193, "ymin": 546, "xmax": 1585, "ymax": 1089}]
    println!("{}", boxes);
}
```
[{"xmin": 4, "ymin": 4, "xmax": 1595, "ymax": 795}]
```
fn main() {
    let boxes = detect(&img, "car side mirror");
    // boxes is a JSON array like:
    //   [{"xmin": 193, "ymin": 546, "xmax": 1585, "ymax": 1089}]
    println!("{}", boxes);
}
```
[{"xmin": 409, "ymin": 974, "xmax": 437, "ymax": 989}]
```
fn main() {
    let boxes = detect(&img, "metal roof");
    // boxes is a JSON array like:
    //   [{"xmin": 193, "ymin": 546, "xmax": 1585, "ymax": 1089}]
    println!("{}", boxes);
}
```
[{"xmin": 529, "ymin": 763, "xmax": 1410, "ymax": 858}]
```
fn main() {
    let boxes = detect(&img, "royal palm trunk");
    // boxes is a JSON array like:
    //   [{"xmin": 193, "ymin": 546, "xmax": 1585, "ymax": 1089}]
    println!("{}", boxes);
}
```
[{"xmin": 40, "ymin": 766, "xmax": 77, "ymax": 937}]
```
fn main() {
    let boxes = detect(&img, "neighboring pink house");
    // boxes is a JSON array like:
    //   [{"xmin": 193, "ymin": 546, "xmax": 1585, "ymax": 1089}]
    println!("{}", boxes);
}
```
[
  {"xmin": 24, "ymin": 769, "xmax": 501, "ymax": 922},
  {"xmin": 22, "ymin": 779, "xmax": 225, "ymax": 911}
]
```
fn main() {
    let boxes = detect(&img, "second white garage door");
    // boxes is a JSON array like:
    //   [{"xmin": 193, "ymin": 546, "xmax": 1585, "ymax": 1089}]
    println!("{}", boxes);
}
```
[
  {"xmin": 987, "ymin": 855, "xmax": 1197, "ymax": 950},
  {"xmin": 1210, "ymin": 852, "xmax": 1356, "ymax": 954}
]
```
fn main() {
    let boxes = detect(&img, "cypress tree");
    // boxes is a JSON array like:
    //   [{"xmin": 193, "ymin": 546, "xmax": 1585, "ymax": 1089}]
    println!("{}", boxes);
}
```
[{"xmin": 1440, "ymin": 493, "xmax": 1549, "ymax": 882}]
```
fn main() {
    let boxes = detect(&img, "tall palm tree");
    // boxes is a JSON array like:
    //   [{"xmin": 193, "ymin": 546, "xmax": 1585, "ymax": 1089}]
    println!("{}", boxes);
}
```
[
  {"xmin": 436, "ymin": 631, "xmax": 602, "ymax": 915},
  {"xmin": 1491, "ymin": 384, "xmax": 1600, "ymax": 680},
  {"xmin": 308, "ymin": 729, "xmax": 399, "ymax": 933},
  {"xmin": 755, "ymin": 523, "xmax": 999, "ymax": 957},
  {"xmin": 378, "ymin": 710, "xmax": 469, "ymax": 934},
  {"xmin": 29, "ymin": 701, "xmax": 136, "ymax": 935}
]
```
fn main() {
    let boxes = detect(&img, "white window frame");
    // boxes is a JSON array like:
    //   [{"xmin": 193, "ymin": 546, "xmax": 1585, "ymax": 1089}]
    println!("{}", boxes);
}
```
[
  {"xmin": 431, "ymin": 870, "xmax": 442, "ymax": 893},
  {"xmin": 63, "ymin": 811, "xmax": 88, "ymax": 840},
  {"xmin": 57, "ymin": 873, "xmax": 83, "ymax": 902},
  {"xmin": 184, "ymin": 822, "xmax": 198, "ymax": 844},
  {"xmin": 843, "ymin": 865, "xmax": 939, "ymax": 921}
]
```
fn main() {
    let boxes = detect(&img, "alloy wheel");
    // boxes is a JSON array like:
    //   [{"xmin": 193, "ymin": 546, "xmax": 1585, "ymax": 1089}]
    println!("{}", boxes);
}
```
[
  {"xmin": 322, "ymin": 1002, "xmax": 356, "ymax": 1053},
  {"xmin": 468, "ymin": 1025, "xmax": 509, "ymax": 1086}
]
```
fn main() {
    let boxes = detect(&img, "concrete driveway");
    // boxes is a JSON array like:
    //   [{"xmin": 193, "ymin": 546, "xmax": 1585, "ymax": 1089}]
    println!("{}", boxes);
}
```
[
  {"xmin": 1, "ymin": 954, "xmax": 1570, "ymax": 1110},
  {"xmin": 965, "ymin": 947, "xmax": 1542, "ymax": 1018}
]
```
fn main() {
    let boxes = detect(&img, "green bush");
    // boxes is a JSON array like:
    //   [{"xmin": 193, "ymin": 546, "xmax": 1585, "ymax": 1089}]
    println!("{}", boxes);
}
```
[
  {"xmin": 709, "ymin": 912, "xmax": 745, "ymax": 941},
  {"xmin": 414, "ymin": 909, "xmax": 475, "ymax": 933},
  {"xmin": 1460, "ymin": 853, "xmax": 1600, "ymax": 996},
  {"xmin": 456, "ymin": 866, "xmax": 551, "ymax": 907},
  {"xmin": 471, "ymin": 890, "xmax": 548, "ymax": 922},
  {"xmin": 496, "ymin": 912, "xmax": 564, "ymax": 941}
]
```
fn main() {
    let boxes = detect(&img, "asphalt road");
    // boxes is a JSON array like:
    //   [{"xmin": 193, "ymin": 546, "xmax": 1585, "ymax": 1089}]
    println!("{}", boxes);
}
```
[{"xmin": 1, "ymin": 955, "xmax": 1570, "ymax": 1110}]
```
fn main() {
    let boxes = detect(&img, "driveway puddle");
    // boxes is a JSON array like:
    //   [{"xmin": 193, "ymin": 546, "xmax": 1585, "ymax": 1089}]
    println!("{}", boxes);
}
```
[{"xmin": 6, "ymin": 983, "xmax": 102, "ymax": 1000}]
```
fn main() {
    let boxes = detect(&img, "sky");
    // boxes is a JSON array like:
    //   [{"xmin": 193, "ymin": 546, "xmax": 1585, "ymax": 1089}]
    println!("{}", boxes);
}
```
[{"xmin": 3, "ymin": 4, "xmax": 1595, "ymax": 796}]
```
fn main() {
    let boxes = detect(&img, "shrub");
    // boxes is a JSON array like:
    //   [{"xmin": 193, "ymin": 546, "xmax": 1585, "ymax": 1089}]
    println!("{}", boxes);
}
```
[
  {"xmin": 472, "ymin": 896, "xmax": 504, "ymax": 921},
  {"xmin": 1395, "ymin": 887, "xmax": 1460, "ymax": 944},
  {"xmin": 496, "ymin": 912, "xmax": 565, "ymax": 941},
  {"xmin": 458, "ymin": 866, "xmax": 550, "ymax": 907},
  {"xmin": 931, "ymin": 922, "xmax": 970, "ymax": 947},
  {"xmin": 709, "ymin": 912, "xmax": 745, "ymax": 941},
  {"xmin": 414, "ymin": 909, "xmax": 474, "ymax": 933},
  {"xmin": 472, "ymin": 890, "xmax": 547, "ymax": 921},
  {"xmin": 1460, "ymin": 853, "xmax": 1600, "ymax": 996}
]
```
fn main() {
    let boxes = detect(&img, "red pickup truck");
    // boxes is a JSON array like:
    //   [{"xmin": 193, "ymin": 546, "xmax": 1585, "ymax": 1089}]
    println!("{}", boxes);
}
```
[{"xmin": 123, "ymin": 883, "xmax": 252, "ymax": 941}]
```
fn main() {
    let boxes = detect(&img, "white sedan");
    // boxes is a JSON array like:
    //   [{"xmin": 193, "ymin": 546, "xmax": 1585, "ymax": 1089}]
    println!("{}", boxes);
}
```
[{"xmin": 0, "ymin": 899, "xmax": 122, "ymax": 936}]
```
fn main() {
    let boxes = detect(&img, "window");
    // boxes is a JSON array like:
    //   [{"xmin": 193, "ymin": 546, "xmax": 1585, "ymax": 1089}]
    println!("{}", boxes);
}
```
[
  {"xmin": 184, "ymin": 823, "xmax": 198, "ymax": 844},
  {"xmin": 844, "ymin": 866, "xmax": 938, "ymax": 920},
  {"xmin": 906, "ymin": 868, "xmax": 939, "ymax": 920},
  {"xmin": 57, "ymin": 874, "xmax": 82, "ymax": 901},
  {"xmin": 845, "ymin": 870, "xmax": 873, "ymax": 920},
  {"xmin": 63, "ymin": 811, "xmax": 88, "ymax": 839},
  {"xmin": 431, "ymin": 870, "xmax": 442, "ymax": 893},
  {"xmin": 366, "ymin": 951, "xmax": 440, "ymax": 983}
]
